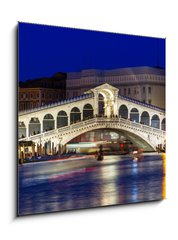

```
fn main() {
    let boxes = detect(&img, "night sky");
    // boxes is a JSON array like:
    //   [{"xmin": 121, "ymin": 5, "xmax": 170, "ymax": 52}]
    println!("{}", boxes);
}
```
[{"xmin": 18, "ymin": 22, "xmax": 165, "ymax": 82}]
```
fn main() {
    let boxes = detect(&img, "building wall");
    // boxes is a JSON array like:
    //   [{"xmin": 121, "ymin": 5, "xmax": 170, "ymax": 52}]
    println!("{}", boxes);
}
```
[
  {"xmin": 19, "ymin": 88, "xmax": 65, "ymax": 111},
  {"xmin": 66, "ymin": 67, "xmax": 165, "ymax": 108}
]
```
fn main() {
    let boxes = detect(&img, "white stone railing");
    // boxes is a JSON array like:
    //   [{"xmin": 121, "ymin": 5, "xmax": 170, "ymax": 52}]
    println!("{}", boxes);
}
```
[{"xmin": 19, "ymin": 117, "xmax": 165, "ymax": 142}]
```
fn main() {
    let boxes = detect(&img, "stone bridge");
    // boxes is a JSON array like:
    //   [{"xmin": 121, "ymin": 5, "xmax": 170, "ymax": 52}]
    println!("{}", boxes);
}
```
[{"xmin": 18, "ymin": 83, "xmax": 166, "ymax": 154}]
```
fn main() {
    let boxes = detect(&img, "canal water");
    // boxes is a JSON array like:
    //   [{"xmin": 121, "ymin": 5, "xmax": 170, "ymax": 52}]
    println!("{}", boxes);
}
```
[{"xmin": 18, "ymin": 154, "xmax": 165, "ymax": 216}]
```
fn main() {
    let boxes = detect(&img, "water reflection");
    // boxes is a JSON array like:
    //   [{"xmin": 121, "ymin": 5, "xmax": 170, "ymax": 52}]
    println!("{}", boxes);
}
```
[
  {"xmin": 18, "ymin": 154, "xmax": 164, "ymax": 215},
  {"xmin": 100, "ymin": 163, "xmax": 119, "ymax": 206}
]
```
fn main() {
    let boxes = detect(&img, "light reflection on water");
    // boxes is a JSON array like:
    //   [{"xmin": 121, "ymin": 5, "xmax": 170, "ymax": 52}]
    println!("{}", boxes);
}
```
[{"xmin": 18, "ymin": 154, "xmax": 165, "ymax": 215}]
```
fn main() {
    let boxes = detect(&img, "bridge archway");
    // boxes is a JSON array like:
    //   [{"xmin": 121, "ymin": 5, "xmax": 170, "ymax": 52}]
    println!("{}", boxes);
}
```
[
  {"xmin": 119, "ymin": 105, "xmax": 128, "ymax": 119},
  {"xmin": 18, "ymin": 121, "xmax": 26, "ymax": 138},
  {"xmin": 83, "ymin": 104, "xmax": 94, "ymax": 120},
  {"xmin": 65, "ymin": 127, "xmax": 155, "ymax": 152},
  {"xmin": 151, "ymin": 114, "xmax": 160, "ymax": 129},
  {"xmin": 141, "ymin": 111, "xmax": 150, "ymax": 125},
  {"xmin": 29, "ymin": 117, "xmax": 41, "ymax": 136},
  {"xmin": 43, "ymin": 114, "xmax": 55, "ymax": 132},
  {"xmin": 130, "ymin": 108, "xmax": 139, "ymax": 122},
  {"xmin": 161, "ymin": 118, "xmax": 166, "ymax": 131},
  {"xmin": 97, "ymin": 86, "xmax": 115, "ymax": 117},
  {"xmin": 70, "ymin": 107, "xmax": 81, "ymax": 124},
  {"xmin": 98, "ymin": 93, "xmax": 105, "ymax": 116},
  {"xmin": 57, "ymin": 110, "xmax": 68, "ymax": 128}
]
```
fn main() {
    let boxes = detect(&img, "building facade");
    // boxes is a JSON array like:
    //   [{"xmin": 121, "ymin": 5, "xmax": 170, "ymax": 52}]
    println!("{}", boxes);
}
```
[
  {"xmin": 19, "ymin": 88, "xmax": 65, "ymax": 111},
  {"xmin": 19, "ymin": 72, "xmax": 66, "ymax": 111},
  {"xmin": 66, "ymin": 67, "xmax": 165, "ymax": 108}
]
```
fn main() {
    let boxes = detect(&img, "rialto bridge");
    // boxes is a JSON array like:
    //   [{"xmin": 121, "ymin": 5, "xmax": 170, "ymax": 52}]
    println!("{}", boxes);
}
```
[{"xmin": 18, "ymin": 84, "xmax": 166, "ymax": 154}]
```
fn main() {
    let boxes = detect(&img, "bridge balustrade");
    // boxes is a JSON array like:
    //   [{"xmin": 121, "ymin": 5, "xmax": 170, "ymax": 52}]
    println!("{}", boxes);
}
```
[
  {"xmin": 58, "ymin": 125, "xmax": 71, "ymax": 133},
  {"xmin": 18, "ymin": 116, "xmax": 165, "ymax": 144},
  {"xmin": 152, "ymin": 128, "xmax": 164, "ymax": 134},
  {"xmin": 142, "ymin": 125, "xmax": 152, "ymax": 131},
  {"xmin": 44, "ymin": 129, "xmax": 56, "ymax": 137},
  {"xmin": 131, "ymin": 121, "xmax": 142, "ymax": 128},
  {"xmin": 119, "ymin": 118, "xmax": 131, "ymax": 125}
]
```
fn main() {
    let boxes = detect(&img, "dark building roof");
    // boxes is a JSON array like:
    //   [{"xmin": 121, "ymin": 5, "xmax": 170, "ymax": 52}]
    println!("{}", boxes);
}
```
[{"xmin": 19, "ymin": 72, "xmax": 67, "ymax": 89}]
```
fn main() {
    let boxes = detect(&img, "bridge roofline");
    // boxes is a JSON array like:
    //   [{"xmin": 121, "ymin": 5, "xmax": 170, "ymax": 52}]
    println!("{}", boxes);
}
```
[
  {"xmin": 19, "ymin": 93, "xmax": 93, "ymax": 116},
  {"xmin": 85, "ymin": 83, "xmax": 119, "ymax": 95},
  {"xmin": 18, "ymin": 83, "xmax": 165, "ymax": 116},
  {"xmin": 119, "ymin": 95, "xmax": 165, "ymax": 113}
]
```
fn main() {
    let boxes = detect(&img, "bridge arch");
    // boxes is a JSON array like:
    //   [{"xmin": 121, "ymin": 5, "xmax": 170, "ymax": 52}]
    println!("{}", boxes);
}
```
[
  {"xmin": 151, "ymin": 114, "xmax": 160, "ymax": 129},
  {"xmin": 83, "ymin": 104, "xmax": 94, "ymax": 120},
  {"xmin": 62, "ymin": 126, "xmax": 156, "ymax": 151},
  {"xmin": 161, "ymin": 118, "xmax": 166, "ymax": 131},
  {"xmin": 130, "ymin": 108, "xmax": 139, "ymax": 122},
  {"xmin": 119, "ymin": 104, "xmax": 128, "ymax": 119},
  {"xmin": 70, "ymin": 107, "xmax": 81, "ymax": 124},
  {"xmin": 97, "ymin": 87, "xmax": 115, "ymax": 117},
  {"xmin": 98, "ymin": 93, "xmax": 105, "ymax": 116},
  {"xmin": 29, "ymin": 117, "xmax": 41, "ymax": 136},
  {"xmin": 57, "ymin": 110, "xmax": 68, "ymax": 128},
  {"xmin": 140, "ymin": 111, "xmax": 150, "ymax": 125},
  {"xmin": 43, "ymin": 114, "xmax": 55, "ymax": 132},
  {"xmin": 18, "ymin": 121, "xmax": 26, "ymax": 138}
]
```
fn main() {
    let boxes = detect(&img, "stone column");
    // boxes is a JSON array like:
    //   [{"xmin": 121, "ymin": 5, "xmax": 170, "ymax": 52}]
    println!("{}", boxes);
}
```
[
  {"xmin": 32, "ymin": 144, "xmax": 35, "ymax": 157},
  {"xmin": 62, "ymin": 144, "xmax": 67, "ymax": 154},
  {"xmin": 113, "ymin": 90, "xmax": 119, "ymax": 117},
  {"xmin": 42, "ymin": 146, "xmax": 45, "ymax": 156},
  {"xmin": 40, "ymin": 119, "xmax": 43, "ymax": 133},
  {"xmin": 58, "ymin": 144, "xmax": 62, "ymax": 155},
  {"xmin": 149, "ymin": 114, "xmax": 153, "ymax": 127},
  {"xmin": 138, "ymin": 113, "xmax": 141, "ymax": 124},
  {"xmin": 39, "ymin": 143, "xmax": 42, "ymax": 155},
  {"xmin": 93, "ymin": 90, "xmax": 99, "ymax": 116},
  {"xmin": 24, "ymin": 119, "xmax": 29, "ymax": 137},
  {"xmin": 51, "ymin": 142, "xmax": 54, "ymax": 155},
  {"xmin": 105, "ymin": 101, "xmax": 111, "ymax": 117}
]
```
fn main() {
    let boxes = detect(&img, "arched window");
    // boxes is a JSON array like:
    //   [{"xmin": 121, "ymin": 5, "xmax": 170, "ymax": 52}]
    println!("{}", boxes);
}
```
[
  {"xmin": 43, "ymin": 114, "xmax": 55, "ymax": 132},
  {"xmin": 130, "ymin": 108, "xmax": 139, "ymax": 122},
  {"xmin": 29, "ymin": 117, "xmax": 41, "ymax": 136},
  {"xmin": 119, "ymin": 105, "xmax": 128, "ymax": 119},
  {"xmin": 18, "ymin": 121, "xmax": 26, "ymax": 138},
  {"xmin": 98, "ymin": 93, "xmax": 105, "ymax": 116},
  {"xmin": 83, "ymin": 104, "xmax": 94, "ymax": 120},
  {"xmin": 57, "ymin": 111, "xmax": 68, "ymax": 128},
  {"xmin": 141, "ymin": 111, "xmax": 150, "ymax": 125},
  {"xmin": 161, "ymin": 118, "xmax": 166, "ymax": 131},
  {"xmin": 70, "ymin": 107, "xmax": 81, "ymax": 124},
  {"xmin": 151, "ymin": 114, "xmax": 160, "ymax": 129}
]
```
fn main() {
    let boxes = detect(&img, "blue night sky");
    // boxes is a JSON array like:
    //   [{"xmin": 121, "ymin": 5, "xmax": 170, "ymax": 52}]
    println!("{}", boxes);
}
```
[{"xmin": 18, "ymin": 22, "xmax": 165, "ymax": 82}]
